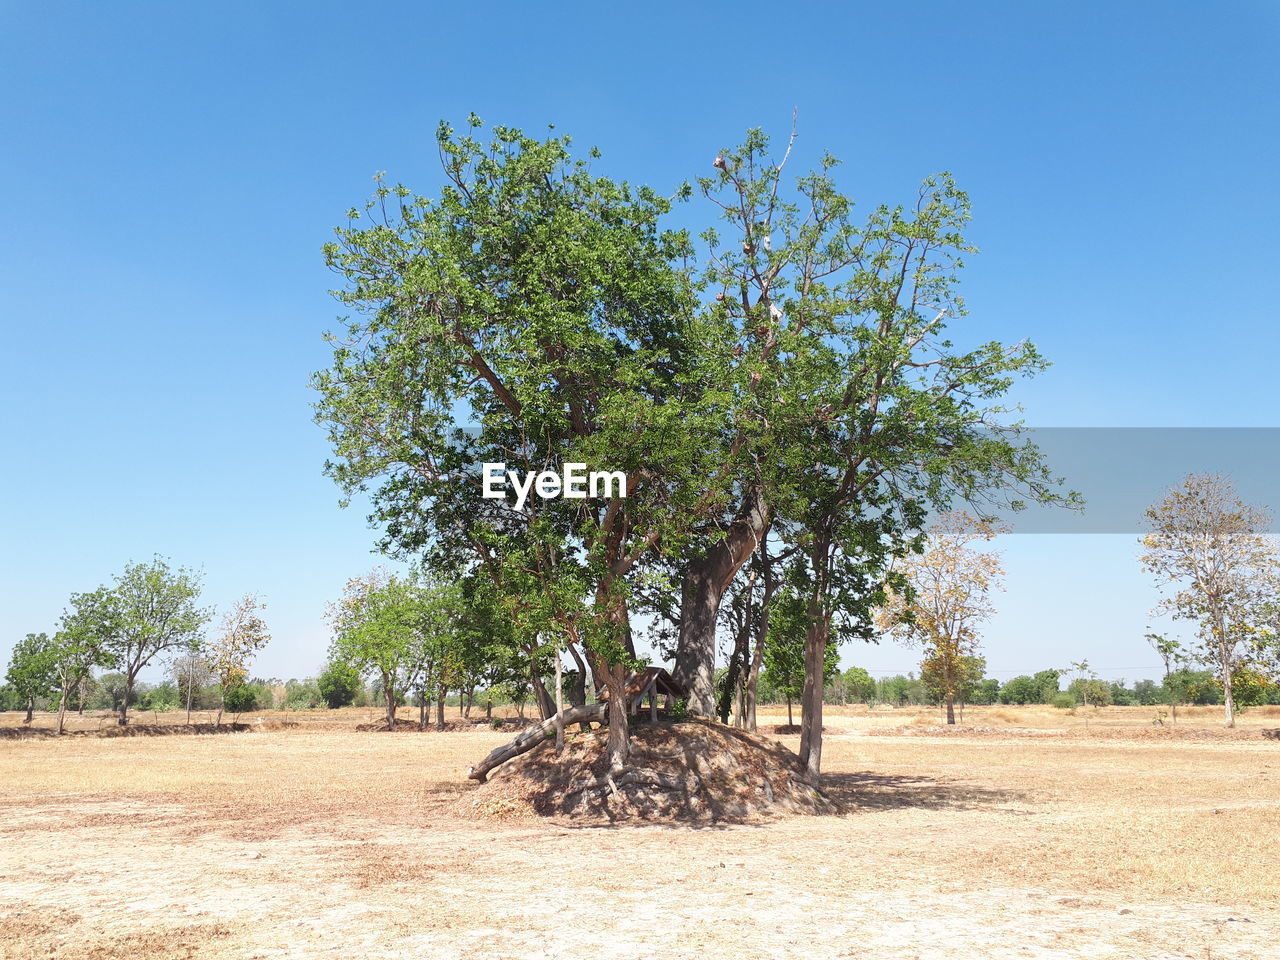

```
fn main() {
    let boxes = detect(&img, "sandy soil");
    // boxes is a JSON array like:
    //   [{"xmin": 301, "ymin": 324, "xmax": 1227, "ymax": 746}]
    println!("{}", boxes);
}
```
[{"xmin": 1, "ymin": 707, "xmax": 1277, "ymax": 959}]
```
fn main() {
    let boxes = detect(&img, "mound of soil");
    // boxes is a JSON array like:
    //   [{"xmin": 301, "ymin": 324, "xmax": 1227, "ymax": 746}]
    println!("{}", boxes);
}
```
[
  {"xmin": 459, "ymin": 719, "xmax": 836, "ymax": 823},
  {"xmin": 0, "ymin": 721, "xmax": 288, "ymax": 740}
]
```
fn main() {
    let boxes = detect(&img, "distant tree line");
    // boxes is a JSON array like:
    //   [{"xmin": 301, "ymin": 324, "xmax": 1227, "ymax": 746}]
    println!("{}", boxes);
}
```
[
  {"xmin": 747, "ymin": 662, "xmax": 1280, "ymax": 712},
  {"xmin": 2, "ymin": 557, "xmax": 268, "ymax": 730}
]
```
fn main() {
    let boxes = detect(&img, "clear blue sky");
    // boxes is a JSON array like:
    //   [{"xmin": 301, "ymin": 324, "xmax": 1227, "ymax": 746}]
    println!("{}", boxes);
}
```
[{"xmin": 2, "ymin": 1, "xmax": 1278, "ymax": 685}]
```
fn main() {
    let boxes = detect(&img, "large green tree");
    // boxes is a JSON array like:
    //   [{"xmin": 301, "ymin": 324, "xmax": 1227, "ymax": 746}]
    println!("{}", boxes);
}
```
[
  {"xmin": 52, "ymin": 587, "xmax": 117, "ymax": 733},
  {"xmin": 316, "ymin": 116, "xmax": 1071, "ymax": 781},
  {"xmin": 315, "ymin": 117, "xmax": 719, "ymax": 770},
  {"xmin": 682, "ymin": 126, "xmax": 1071, "ymax": 776}
]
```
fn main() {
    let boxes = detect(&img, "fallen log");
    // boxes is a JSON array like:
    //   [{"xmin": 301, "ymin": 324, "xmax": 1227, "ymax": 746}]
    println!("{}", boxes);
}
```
[{"xmin": 467, "ymin": 703, "xmax": 607, "ymax": 782}]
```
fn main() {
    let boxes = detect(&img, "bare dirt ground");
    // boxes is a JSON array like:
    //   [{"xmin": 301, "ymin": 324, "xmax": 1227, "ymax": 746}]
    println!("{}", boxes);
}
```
[{"xmin": 2, "ymin": 705, "xmax": 1278, "ymax": 959}]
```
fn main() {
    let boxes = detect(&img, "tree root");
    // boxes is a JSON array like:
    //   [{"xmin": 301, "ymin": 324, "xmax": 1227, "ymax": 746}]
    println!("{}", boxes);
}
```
[{"xmin": 566, "ymin": 766, "xmax": 702, "ymax": 797}]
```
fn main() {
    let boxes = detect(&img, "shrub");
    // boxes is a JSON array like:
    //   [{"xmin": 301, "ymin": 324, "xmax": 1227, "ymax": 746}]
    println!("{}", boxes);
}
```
[
  {"xmin": 999, "ymin": 676, "xmax": 1038, "ymax": 705},
  {"xmin": 281, "ymin": 679, "xmax": 324, "ymax": 711},
  {"xmin": 1051, "ymin": 692, "xmax": 1075, "ymax": 709},
  {"xmin": 317, "ymin": 661, "xmax": 361, "ymax": 709},
  {"xmin": 137, "ymin": 681, "xmax": 180, "ymax": 712},
  {"xmin": 223, "ymin": 682, "xmax": 270, "ymax": 713}
]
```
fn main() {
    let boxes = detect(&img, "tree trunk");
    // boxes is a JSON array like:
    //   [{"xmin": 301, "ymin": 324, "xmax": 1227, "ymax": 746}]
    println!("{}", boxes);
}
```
[
  {"xmin": 463, "ymin": 687, "xmax": 473, "ymax": 718},
  {"xmin": 436, "ymin": 684, "xmax": 446, "ymax": 731},
  {"xmin": 737, "ymin": 542, "xmax": 773, "ymax": 727},
  {"xmin": 531, "ymin": 675, "xmax": 556, "ymax": 721},
  {"xmin": 603, "ymin": 664, "xmax": 629, "ymax": 772},
  {"xmin": 720, "ymin": 588, "xmax": 754, "ymax": 724},
  {"xmin": 56, "ymin": 684, "xmax": 69, "ymax": 735},
  {"xmin": 797, "ymin": 611, "xmax": 829, "ymax": 781},
  {"xmin": 945, "ymin": 693, "xmax": 955, "ymax": 725},
  {"xmin": 383, "ymin": 680, "xmax": 396, "ymax": 731},
  {"xmin": 24, "ymin": 696, "xmax": 34, "ymax": 724},
  {"xmin": 786, "ymin": 695, "xmax": 792, "ymax": 727},
  {"xmin": 740, "ymin": 565, "xmax": 774, "ymax": 732},
  {"xmin": 554, "ymin": 643, "xmax": 564, "ymax": 752},
  {"xmin": 118, "ymin": 673, "xmax": 135, "ymax": 726},
  {"xmin": 1222, "ymin": 662, "xmax": 1236, "ymax": 728},
  {"xmin": 419, "ymin": 694, "xmax": 427, "ymax": 731},
  {"xmin": 485, "ymin": 700, "xmax": 492, "ymax": 720},
  {"xmin": 673, "ymin": 488, "xmax": 769, "ymax": 716},
  {"xmin": 566, "ymin": 642, "xmax": 589, "ymax": 708}
]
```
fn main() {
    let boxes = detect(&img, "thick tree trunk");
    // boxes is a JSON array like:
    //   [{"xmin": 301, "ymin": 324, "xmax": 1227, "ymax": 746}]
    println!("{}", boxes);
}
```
[
  {"xmin": 463, "ymin": 687, "xmax": 473, "ymax": 718},
  {"xmin": 602, "ymin": 664, "xmax": 629, "ymax": 772},
  {"xmin": 1222, "ymin": 662, "xmax": 1235, "ymax": 728},
  {"xmin": 797, "ymin": 613, "xmax": 829, "ymax": 780},
  {"xmin": 419, "ymin": 695, "xmax": 427, "ymax": 731},
  {"xmin": 786, "ymin": 696, "xmax": 793, "ymax": 727},
  {"xmin": 118, "ymin": 674, "xmax": 135, "ymax": 727},
  {"xmin": 673, "ymin": 488, "xmax": 769, "ymax": 716},
  {"xmin": 436, "ymin": 684, "xmax": 446, "ymax": 731},
  {"xmin": 468, "ymin": 703, "xmax": 607, "ymax": 782},
  {"xmin": 24, "ymin": 697, "xmax": 34, "ymax": 724},
  {"xmin": 531, "ymin": 675, "xmax": 555, "ymax": 721},
  {"xmin": 945, "ymin": 693, "xmax": 956, "ymax": 725}
]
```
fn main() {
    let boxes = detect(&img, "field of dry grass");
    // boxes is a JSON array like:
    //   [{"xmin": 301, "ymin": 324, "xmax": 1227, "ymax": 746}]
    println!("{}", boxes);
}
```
[{"xmin": 2, "ymin": 705, "xmax": 1278, "ymax": 959}]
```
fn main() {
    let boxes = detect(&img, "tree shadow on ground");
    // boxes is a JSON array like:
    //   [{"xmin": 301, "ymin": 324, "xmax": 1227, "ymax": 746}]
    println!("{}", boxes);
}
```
[{"xmin": 820, "ymin": 771, "xmax": 1032, "ymax": 813}]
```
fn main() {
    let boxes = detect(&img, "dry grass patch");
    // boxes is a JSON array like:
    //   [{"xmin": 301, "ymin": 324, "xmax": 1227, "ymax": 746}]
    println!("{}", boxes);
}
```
[{"xmin": 2, "ymin": 716, "xmax": 1278, "ymax": 959}]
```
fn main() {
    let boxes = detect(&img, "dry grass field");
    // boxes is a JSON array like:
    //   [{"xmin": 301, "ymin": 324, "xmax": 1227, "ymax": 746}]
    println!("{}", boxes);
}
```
[{"xmin": 2, "ymin": 704, "xmax": 1278, "ymax": 959}]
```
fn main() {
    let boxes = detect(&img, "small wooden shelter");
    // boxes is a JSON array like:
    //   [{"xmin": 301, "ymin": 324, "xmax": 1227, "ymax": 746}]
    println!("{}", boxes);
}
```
[{"xmin": 599, "ymin": 667, "xmax": 687, "ymax": 722}]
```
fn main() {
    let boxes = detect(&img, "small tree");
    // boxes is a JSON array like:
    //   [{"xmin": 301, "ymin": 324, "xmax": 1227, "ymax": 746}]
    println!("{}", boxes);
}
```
[
  {"xmin": 317, "ymin": 660, "xmax": 361, "ymax": 708},
  {"xmin": 998, "ymin": 675, "xmax": 1039, "ymax": 705},
  {"xmin": 1145, "ymin": 632, "xmax": 1185, "ymax": 723},
  {"xmin": 763, "ymin": 589, "xmax": 838, "ymax": 726},
  {"xmin": 51, "ymin": 588, "xmax": 116, "ymax": 733},
  {"xmin": 90, "ymin": 558, "xmax": 211, "ymax": 726},
  {"xmin": 5, "ymin": 633, "xmax": 57, "ymax": 723},
  {"xmin": 842, "ymin": 666, "xmax": 875, "ymax": 705},
  {"xmin": 875, "ymin": 512, "xmax": 1005, "ymax": 724},
  {"xmin": 328, "ymin": 569, "xmax": 461, "ymax": 731},
  {"xmin": 922, "ymin": 654, "xmax": 985, "ymax": 721},
  {"xmin": 209, "ymin": 594, "xmax": 270, "ymax": 725},
  {"xmin": 1141, "ymin": 475, "xmax": 1280, "ymax": 727},
  {"xmin": 173, "ymin": 652, "xmax": 215, "ymax": 721}
]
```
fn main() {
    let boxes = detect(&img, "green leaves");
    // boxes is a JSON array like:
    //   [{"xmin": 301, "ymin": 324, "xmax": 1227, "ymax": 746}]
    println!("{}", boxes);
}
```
[
  {"xmin": 4, "ymin": 633, "xmax": 58, "ymax": 702},
  {"xmin": 314, "ymin": 116, "xmax": 717, "ymax": 668}
]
